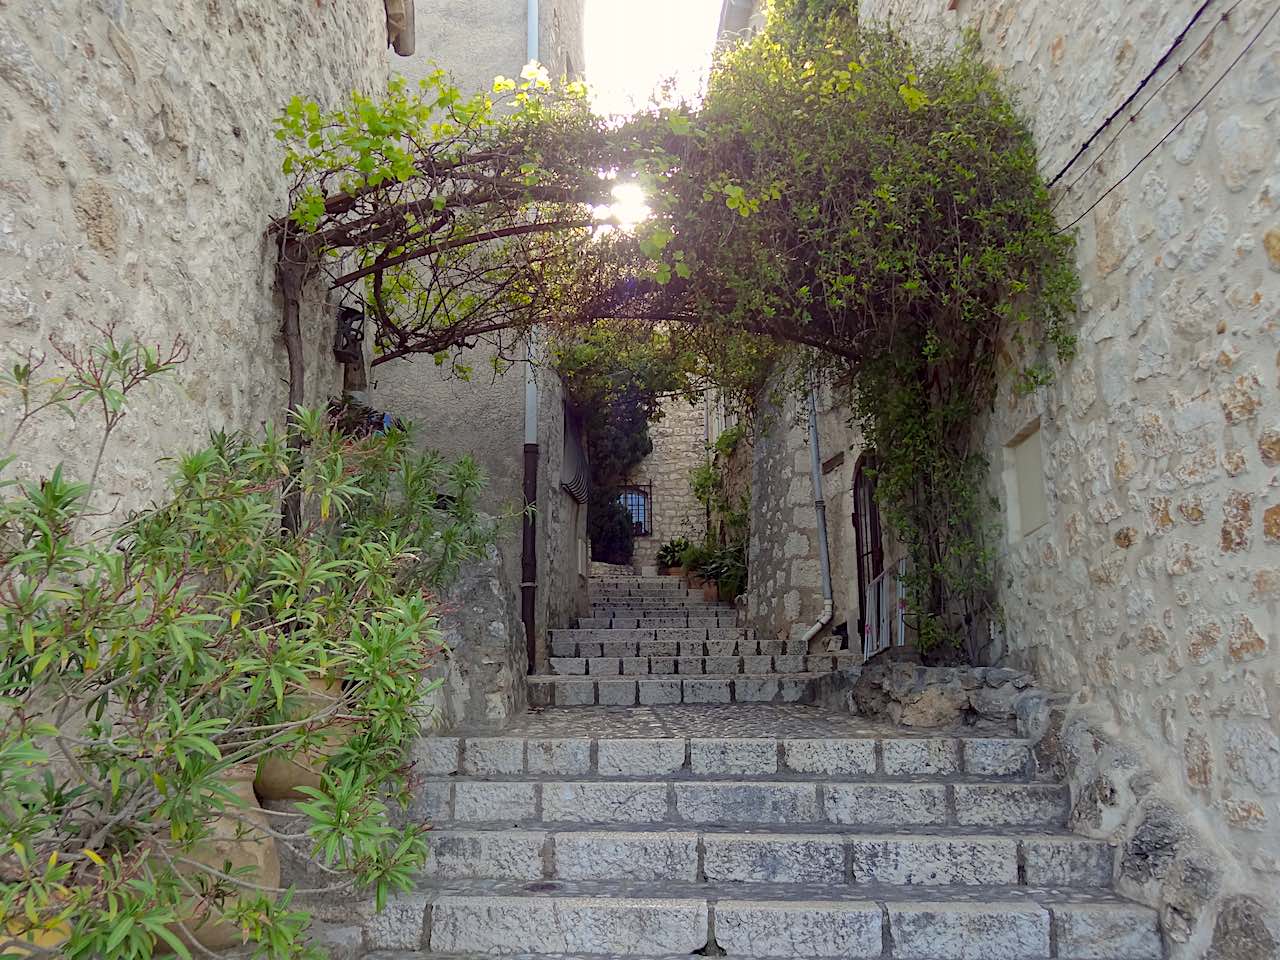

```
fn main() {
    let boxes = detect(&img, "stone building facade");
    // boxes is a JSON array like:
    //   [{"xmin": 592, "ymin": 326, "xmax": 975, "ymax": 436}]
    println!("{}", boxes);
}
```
[
  {"xmin": 0, "ymin": 0, "xmax": 389, "ymax": 514},
  {"xmin": 371, "ymin": 0, "xmax": 588, "ymax": 670},
  {"xmin": 1, "ymin": 0, "xmax": 587, "ymax": 676},
  {"xmin": 727, "ymin": 0, "xmax": 1280, "ymax": 953},
  {"xmin": 622, "ymin": 394, "xmax": 712, "ymax": 571}
]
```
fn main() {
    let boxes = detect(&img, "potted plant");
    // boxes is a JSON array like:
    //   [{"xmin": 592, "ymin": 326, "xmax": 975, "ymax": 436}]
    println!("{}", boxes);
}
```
[
  {"xmin": 0, "ymin": 334, "xmax": 495, "ymax": 958},
  {"xmin": 681, "ymin": 542, "xmax": 711, "ymax": 588},
  {"xmin": 656, "ymin": 537, "xmax": 691, "ymax": 577},
  {"xmin": 255, "ymin": 676, "xmax": 351, "ymax": 801}
]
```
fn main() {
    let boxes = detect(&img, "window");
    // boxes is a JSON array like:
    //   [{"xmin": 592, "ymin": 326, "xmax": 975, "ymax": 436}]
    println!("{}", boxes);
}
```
[
  {"xmin": 1003, "ymin": 421, "xmax": 1049, "ymax": 540},
  {"xmin": 619, "ymin": 486, "xmax": 652, "ymax": 536}
]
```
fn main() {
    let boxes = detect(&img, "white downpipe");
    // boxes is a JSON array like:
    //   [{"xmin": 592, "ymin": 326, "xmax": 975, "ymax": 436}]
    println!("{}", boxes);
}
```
[
  {"xmin": 800, "ymin": 382, "xmax": 834, "ymax": 645},
  {"xmin": 523, "ymin": 0, "xmax": 539, "ymax": 447}
]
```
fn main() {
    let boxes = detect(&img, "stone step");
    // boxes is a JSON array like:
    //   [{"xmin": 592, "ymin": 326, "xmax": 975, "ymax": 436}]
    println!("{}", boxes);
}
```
[
  {"xmin": 411, "ymin": 778, "xmax": 1068, "ymax": 828},
  {"xmin": 549, "ymin": 653, "xmax": 863, "ymax": 676},
  {"xmin": 577, "ymin": 617, "xmax": 739, "ymax": 629},
  {"xmin": 413, "ymin": 732, "xmax": 1034, "ymax": 780},
  {"xmin": 341, "ymin": 879, "xmax": 1162, "ymax": 958},
  {"xmin": 578, "ymin": 617, "xmax": 739, "ymax": 629},
  {"xmin": 551, "ymin": 627, "xmax": 766, "ymax": 654},
  {"xmin": 528, "ymin": 672, "xmax": 864, "ymax": 706},
  {"xmin": 588, "ymin": 607, "xmax": 730, "ymax": 616},
  {"xmin": 423, "ymin": 826, "xmax": 1109, "ymax": 886}
]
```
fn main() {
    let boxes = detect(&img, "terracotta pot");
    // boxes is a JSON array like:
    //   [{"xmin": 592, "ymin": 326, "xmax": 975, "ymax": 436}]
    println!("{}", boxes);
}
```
[
  {"xmin": 5, "ymin": 918, "xmax": 71, "ymax": 956},
  {"xmin": 255, "ymin": 678, "xmax": 349, "ymax": 801},
  {"xmin": 167, "ymin": 764, "xmax": 280, "ymax": 952},
  {"xmin": 688, "ymin": 572, "xmax": 706, "ymax": 589},
  {"xmin": 702, "ymin": 581, "xmax": 720, "ymax": 603},
  {"xmin": 669, "ymin": 565, "xmax": 687, "ymax": 578}
]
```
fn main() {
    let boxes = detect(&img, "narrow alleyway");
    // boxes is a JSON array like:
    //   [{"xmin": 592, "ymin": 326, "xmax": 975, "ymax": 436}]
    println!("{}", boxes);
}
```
[{"xmin": 354, "ymin": 577, "xmax": 1164, "ymax": 959}]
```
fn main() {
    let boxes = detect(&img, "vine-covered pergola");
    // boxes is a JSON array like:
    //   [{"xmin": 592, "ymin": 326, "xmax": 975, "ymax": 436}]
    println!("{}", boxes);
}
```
[{"xmin": 272, "ymin": 0, "xmax": 1077, "ymax": 656}]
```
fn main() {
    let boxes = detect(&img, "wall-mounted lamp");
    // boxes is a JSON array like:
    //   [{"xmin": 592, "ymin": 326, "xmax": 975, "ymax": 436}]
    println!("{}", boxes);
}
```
[{"xmin": 333, "ymin": 305, "xmax": 365, "ymax": 365}]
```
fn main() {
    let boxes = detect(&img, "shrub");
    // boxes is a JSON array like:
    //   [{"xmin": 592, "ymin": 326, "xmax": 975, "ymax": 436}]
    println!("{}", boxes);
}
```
[
  {"xmin": 0, "ymin": 333, "xmax": 494, "ymax": 958},
  {"xmin": 656, "ymin": 537, "xmax": 692, "ymax": 569}
]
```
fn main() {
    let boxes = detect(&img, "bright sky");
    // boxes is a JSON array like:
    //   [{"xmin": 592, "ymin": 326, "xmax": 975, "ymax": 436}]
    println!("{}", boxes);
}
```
[{"xmin": 583, "ymin": 0, "xmax": 724, "ymax": 117}]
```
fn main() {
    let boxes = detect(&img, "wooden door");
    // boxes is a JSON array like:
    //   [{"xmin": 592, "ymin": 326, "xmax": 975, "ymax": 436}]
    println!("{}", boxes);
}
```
[{"xmin": 851, "ymin": 454, "xmax": 883, "ymax": 648}]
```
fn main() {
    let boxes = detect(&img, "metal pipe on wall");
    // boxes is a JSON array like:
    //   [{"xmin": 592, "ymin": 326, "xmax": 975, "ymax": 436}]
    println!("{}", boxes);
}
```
[
  {"xmin": 519, "ymin": 0, "xmax": 541, "ymax": 674},
  {"xmin": 800, "ymin": 381, "xmax": 834, "ymax": 645}
]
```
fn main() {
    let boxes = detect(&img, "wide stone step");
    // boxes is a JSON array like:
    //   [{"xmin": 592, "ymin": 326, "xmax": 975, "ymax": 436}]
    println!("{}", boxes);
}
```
[
  {"xmin": 423, "ymin": 826, "xmax": 1109, "ymax": 886},
  {"xmin": 344, "ymin": 880, "xmax": 1162, "ymax": 958},
  {"xmin": 588, "ymin": 609, "xmax": 732, "ymax": 616},
  {"xmin": 413, "ymin": 732, "xmax": 1034, "ymax": 780},
  {"xmin": 413, "ymin": 778, "xmax": 1068, "ymax": 828},
  {"xmin": 576, "ymin": 624, "xmax": 737, "ymax": 632},
  {"xmin": 549, "ymin": 653, "xmax": 861, "ymax": 676},
  {"xmin": 551, "ymin": 627, "xmax": 771, "ymax": 657},
  {"xmin": 528, "ymin": 672, "xmax": 865, "ymax": 706}
]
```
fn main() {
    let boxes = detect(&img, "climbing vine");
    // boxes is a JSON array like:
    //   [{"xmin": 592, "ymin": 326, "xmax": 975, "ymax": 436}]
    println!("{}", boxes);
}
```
[
  {"xmin": 551, "ymin": 325, "xmax": 697, "ymax": 564},
  {"xmin": 621, "ymin": 4, "xmax": 1080, "ymax": 657},
  {"xmin": 273, "ymin": 3, "xmax": 1077, "ymax": 657}
]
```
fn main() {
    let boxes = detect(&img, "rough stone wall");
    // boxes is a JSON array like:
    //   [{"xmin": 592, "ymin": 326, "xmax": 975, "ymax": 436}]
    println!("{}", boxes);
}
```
[
  {"xmin": 855, "ymin": 0, "xmax": 1280, "ymax": 952},
  {"xmin": 748, "ymin": 382, "xmax": 869, "ymax": 647},
  {"xmin": 624, "ymin": 395, "xmax": 711, "ymax": 571},
  {"xmin": 535, "ymin": 369, "xmax": 588, "ymax": 670},
  {"xmin": 420, "ymin": 544, "xmax": 528, "ymax": 730},
  {"xmin": 0, "ymin": 0, "xmax": 388, "ymax": 512}
]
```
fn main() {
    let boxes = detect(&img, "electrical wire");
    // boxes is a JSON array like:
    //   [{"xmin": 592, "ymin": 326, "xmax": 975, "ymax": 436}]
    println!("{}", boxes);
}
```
[
  {"xmin": 1055, "ymin": 0, "xmax": 1280, "ymax": 236},
  {"xmin": 1046, "ymin": 0, "xmax": 1219, "ymax": 189},
  {"xmin": 1052, "ymin": 0, "xmax": 1243, "ymax": 208}
]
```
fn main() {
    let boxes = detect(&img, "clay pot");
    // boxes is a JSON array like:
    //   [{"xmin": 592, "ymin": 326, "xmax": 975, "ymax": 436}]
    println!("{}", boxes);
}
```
[
  {"xmin": 167, "ymin": 764, "xmax": 280, "ymax": 952},
  {"xmin": 702, "ymin": 581, "xmax": 720, "ymax": 603},
  {"xmin": 5, "ymin": 918, "xmax": 71, "ymax": 956},
  {"xmin": 669, "ymin": 565, "xmax": 687, "ymax": 578},
  {"xmin": 255, "ymin": 678, "xmax": 349, "ymax": 801},
  {"xmin": 688, "ymin": 572, "xmax": 706, "ymax": 589}
]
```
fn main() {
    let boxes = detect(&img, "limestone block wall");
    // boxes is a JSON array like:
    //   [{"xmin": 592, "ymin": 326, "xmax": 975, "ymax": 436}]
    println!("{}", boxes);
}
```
[
  {"xmin": 0, "ymin": 0, "xmax": 388, "ymax": 513},
  {"xmin": 624, "ymin": 395, "xmax": 711, "ymax": 571},
  {"xmin": 854, "ymin": 0, "xmax": 1280, "ymax": 952},
  {"xmin": 371, "ymin": 0, "xmax": 587, "ymax": 654},
  {"xmin": 535, "ymin": 370, "xmax": 589, "ymax": 669},
  {"xmin": 747, "ymin": 382, "xmax": 870, "ymax": 647}
]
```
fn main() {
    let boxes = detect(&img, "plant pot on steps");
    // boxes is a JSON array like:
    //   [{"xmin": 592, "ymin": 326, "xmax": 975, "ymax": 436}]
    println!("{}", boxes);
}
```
[
  {"xmin": 255, "ymin": 678, "xmax": 350, "ymax": 801},
  {"xmin": 687, "ymin": 572, "xmax": 705, "ymax": 589},
  {"xmin": 668, "ymin": 565, "xmax": 686, "ymax": 578},
  {"xmin": 702, "ymin": 581, "xmax": 720, "ymax": 603},
  {"xmin": 166, "ymin": 763, "xmax": 281, "ymax": 952}
]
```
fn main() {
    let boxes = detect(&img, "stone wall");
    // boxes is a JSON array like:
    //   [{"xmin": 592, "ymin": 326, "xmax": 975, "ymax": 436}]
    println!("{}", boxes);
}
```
[
  {"xmin": 747, "ymin": 379, "xmax": 877, "ymax": 649},
  {"xmin": 0, "ymin": 0, "xmax": 389, "ymax": 513},
  {"xmin": 370, "ymin": 0, "xmax": 588, "ymax": 658},
  {"xmin": 730, "ymin": 0, "xmax": 1280, "ymax": 952},
  {"xmin": 624, "ymin": 394, "xmax": 711, "ymax": 571},
  {"xmin": 855, "ymin": 0, "xmax": 1280, "ymax": 952},
  {"xmin": 420, "ymin": 544, "xmax": 528, "ymax": 730},
  {"xmin": 534, "ymin": 370, "xmax": 589, "ymax": 670}
]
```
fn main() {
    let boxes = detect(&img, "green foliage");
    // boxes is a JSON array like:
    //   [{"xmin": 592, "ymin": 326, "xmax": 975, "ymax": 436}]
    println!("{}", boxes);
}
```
[
  {"xmin": 553, "ymin": 325, "xmax": 699, "ymax": 565},
  {"xmin": 276, "ymin": 66, "xmax": 616, "ymax": 369},
  {"xmin": 678, "ymin": 541, "xmax": 713, "ymax": 575},
  {"xmin": 0, "ymin": 335, "xmax": 493, "ymax": 958},
  {"xmin": 702, "ymin": 541, "xmax": 749, "ymax": 601},
  {"xmin": 656, "ymin": 537, "xmax": 691, "ymax": 569},
  {"xmin": 649, "ymin": 11, "xmax": 1077, "ymax": 658}
]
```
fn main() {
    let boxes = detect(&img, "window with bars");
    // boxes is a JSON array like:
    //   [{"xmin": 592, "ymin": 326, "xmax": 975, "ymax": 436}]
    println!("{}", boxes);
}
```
[{"xmin": 619, "ymin": 486, "xmax": 652, "ymax": 536}]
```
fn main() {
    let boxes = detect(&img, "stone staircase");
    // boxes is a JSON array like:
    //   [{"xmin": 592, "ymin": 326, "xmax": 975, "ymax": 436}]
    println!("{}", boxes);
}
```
[
  {"xmin": 529, "ymin": 576, "xmax": 859, "ymax": 707},
  {"xmin": 351, "ymin": 701, "xmax": 1164, "ymax": 960},
  {"xmin": 331, "ymin": 575, "xmax": 1166, "ymax": 960}
]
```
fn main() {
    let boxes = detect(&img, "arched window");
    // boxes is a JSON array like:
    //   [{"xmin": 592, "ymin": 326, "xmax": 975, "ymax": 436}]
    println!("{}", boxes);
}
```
[{"xmin": 619, "ymin": 485, "xmax": 652, "ymax": 536}]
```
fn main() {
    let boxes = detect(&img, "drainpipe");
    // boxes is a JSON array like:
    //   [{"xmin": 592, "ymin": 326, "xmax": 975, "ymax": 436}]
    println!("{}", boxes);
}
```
[
  {"xmin": 519, "ymin": 0, "xmax": 540, "ymax": 675},
  {"xmin": 800, "ymin": 381, "xmax": 834, "ymax": 645}
]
